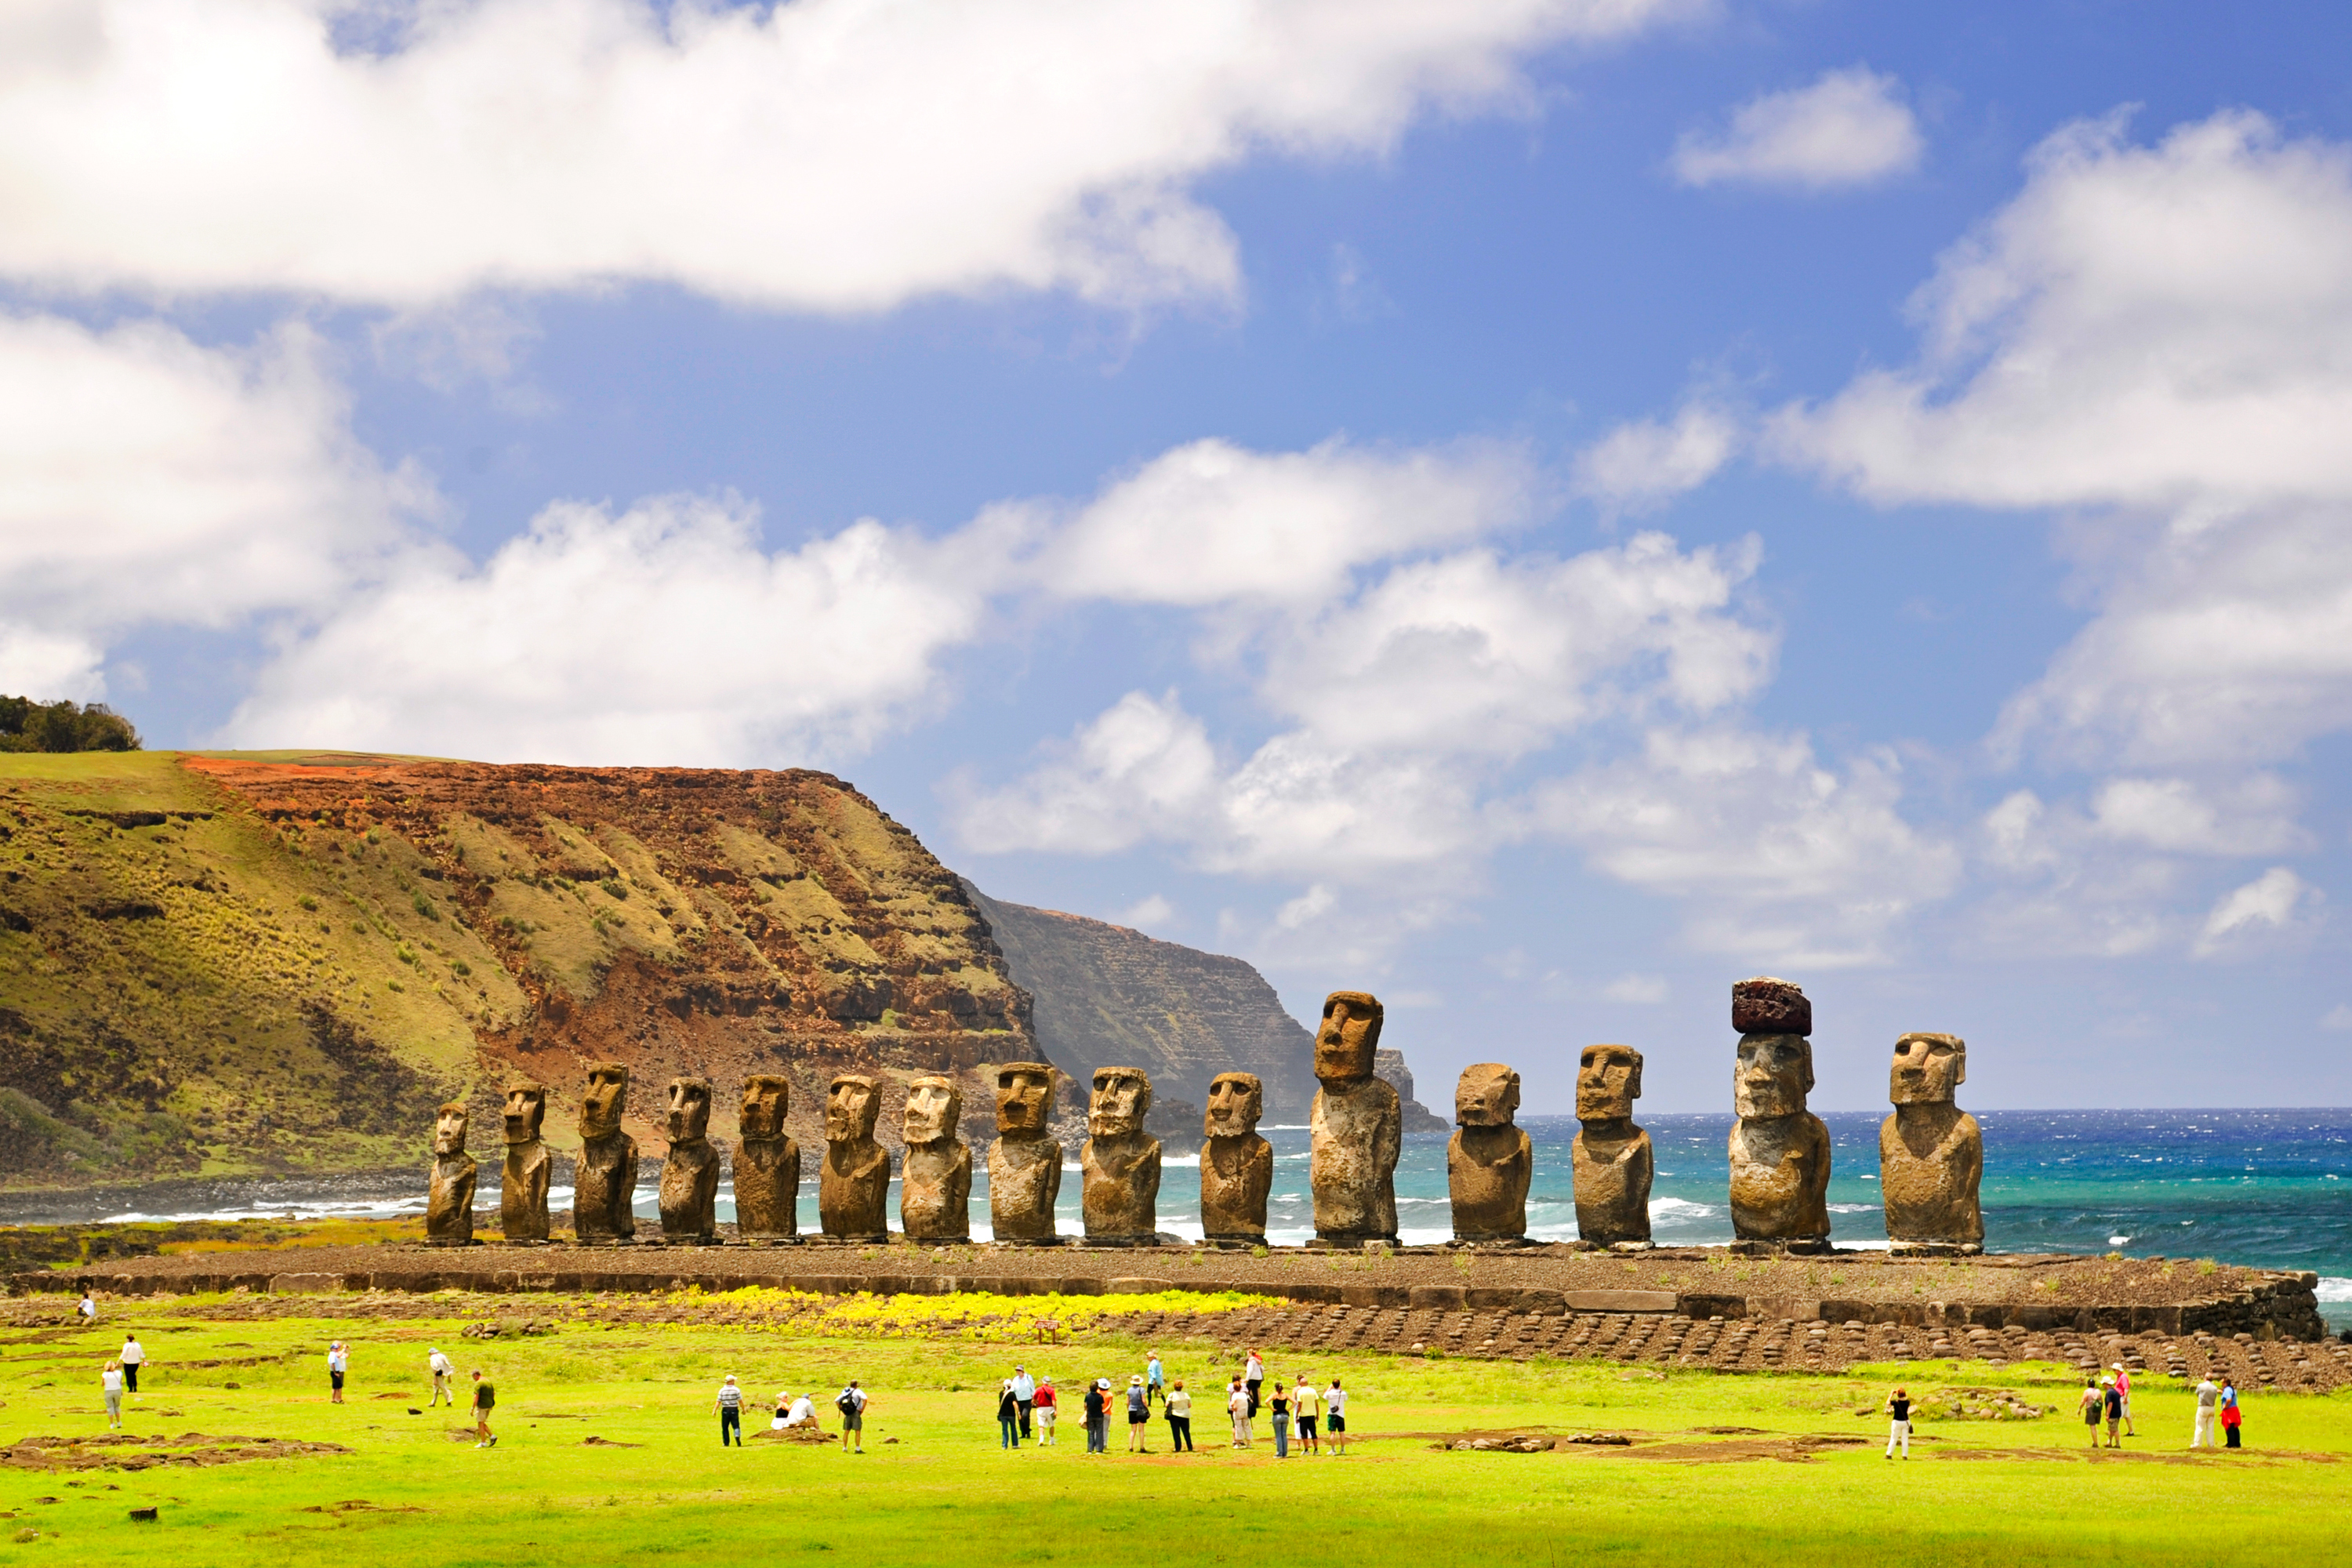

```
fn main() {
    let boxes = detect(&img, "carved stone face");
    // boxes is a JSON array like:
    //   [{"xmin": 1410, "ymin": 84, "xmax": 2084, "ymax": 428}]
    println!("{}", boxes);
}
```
[
  {"xmin": 502, "ymin": 1083, "xmax": 545, "ymax": 1145},
  {"xmin": 1577, "ymin": 1044, "xmax": 1643, "ymax": 1121},
  {"xmin": 1088, "ymin": 1067, "xmax": 1151, "ymax": 1138},
  {"xmin": 994, "ymin": 1064, "xmax": 1055, "ymax": 1137},
  {"xmin": 580, "ymin": 1063, "xmax": 629, "ymax": 1139},
  {"xmin": 740, "ymin": 1075, "xmax": 791, "ymax": 1140},
  {"xmin": 666, "ymin": 1077, "xmax": 712, "ymax": 1142},
  {"xmin": 1890, "ymin": 1033, "xmax": 1965, "ymax": 1105},
  {"xmin": 1734, "ymin": 1033, "xmax": 1813, "ymax": 1119},
  {"xmin": 904, "ymin": 1076, "xmax": 962, "ymax": 1144},
  {"xmin": 1454, "ymin": 1063, "xmax": 1520, "ymax": 1127},
  {"xmin": 826, "ymin": 1075, "xmax": 880, "ymax": 1142},
  {"xmin": 1204, "ymin": 1073, "xmax": 1263, "ymax": 1138},
  {"xmin": 1314, "ymin": 991, "xmax": 1383, "ymax": 1084},
  {"xmin": 434, "ymin": 1102, "xmax": 470, "ymax": 1156}
]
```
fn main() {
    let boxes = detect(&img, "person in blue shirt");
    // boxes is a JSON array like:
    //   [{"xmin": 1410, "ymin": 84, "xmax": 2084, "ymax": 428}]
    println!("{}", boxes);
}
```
[{"xmin": 1145, "ymin": 1351, "xmax": 1165, "ymax": 1407}]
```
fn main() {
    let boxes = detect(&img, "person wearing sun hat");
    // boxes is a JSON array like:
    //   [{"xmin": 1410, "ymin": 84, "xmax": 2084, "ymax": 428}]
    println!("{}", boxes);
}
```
[
  {"xmin": 2111, "ymin": 1363, "xmax": 2136, "ymax": 1436},
  {"xmin": 1125, "ymin": 1374, "xmax": 1151, "ymax": 1451}
]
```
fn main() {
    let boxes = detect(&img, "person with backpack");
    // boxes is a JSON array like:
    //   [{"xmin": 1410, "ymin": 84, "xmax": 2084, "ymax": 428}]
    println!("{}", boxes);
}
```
[
  {"xmin": 1164, "ymin": 1377, "xmax": 1192, "ymax": 1452},
  {"xmin": 2220, "ymin": 1377, "xmax": 2241, "ymax": 1449},
  {"xmin": 2077, "ymin": 1376, "xmax": 2102, "ymax": 1447},
  {"xmin": 1125, "ymin": 1374, "xmax": 1151, "ymax": 1452},
  {"xmin": 715, "ymin": 1374, "xmax": 744, "ymax": 1446},
  {"xmin": 836, "ymin": 1381, "xmax": 869, "ymax": 1452}
]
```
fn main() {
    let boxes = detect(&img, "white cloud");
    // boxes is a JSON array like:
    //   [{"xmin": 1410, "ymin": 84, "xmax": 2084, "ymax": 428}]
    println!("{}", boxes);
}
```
[
  {"xmin": 2088, "ymin": 775, "xmax": 2307, "ymax": 856},
  {"xmin": 225, "ymin": 492, "xmax": 1003, "ymax": 764},
  {"xmin": 1602, "ymin": 972, "xmax": 1668, "ymax": 1004},
  {"xmin": 0, "ymin": 311, "xmax": 427, "ymax": 700},
  {"xmin": 0, "ymin": 0, "xmax": 1690, "ymax": 312},
  {"xmin": 2194, "ymin": 867, "xmax": 2318, "ymax": 956},
  {"xmin": 1114, "ymin": 894, "xmax": 1176, "ymax": 932},
  {"xmin": 1572, "ymin": 401, "xmax": 1741, "ymax": 510},
  {"xmin": 2321, "ymin": 1004, "xmax": 2352, "ymax": 1033},
  {"xmin": 1671, "ymin": 65, "xmax": 1922, "ymax": 191}
]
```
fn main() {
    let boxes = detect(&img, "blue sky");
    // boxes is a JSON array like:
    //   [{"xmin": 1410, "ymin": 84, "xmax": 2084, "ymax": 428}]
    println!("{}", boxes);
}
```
[{"xmin": 7, "ymin": 0, "xmax": 2352, "ymax": 1112}]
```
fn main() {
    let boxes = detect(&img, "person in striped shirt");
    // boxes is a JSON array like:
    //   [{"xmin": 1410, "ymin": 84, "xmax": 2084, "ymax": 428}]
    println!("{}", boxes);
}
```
[{"xmin": 715, "ymin": 1374, "xmax": 744, "ymax": 1446}]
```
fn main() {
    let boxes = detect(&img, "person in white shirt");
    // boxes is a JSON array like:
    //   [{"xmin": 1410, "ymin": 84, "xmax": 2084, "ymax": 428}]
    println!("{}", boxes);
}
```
[
  {"xmin": 77, "ymin": 1290, "xmax": 96, "ymax": 1323},
  {"xmin": 1226, "ymin": 1378, "xmax": 1252, "ymax": 1448},
  {"xmin": 328, "ymin": 1341, "xmax": 349, "ymax": 1404},
  {"xmin": 2192, "ymin": 1377, "xmax": 2220, "ymax": 1450},
  {"xmin": 1291, "ymin": 1377, "xmax": 1320, "ymax": 1454},
  {"xmin": 837, "ymin": 1381, "xmax": 869, "ymax": 1453},
  {"xmin": 1163, "ymin": 1378, "xmax": 1192, "ymax": 1452},
  {"xmin": 1243, "ymin": 1349, "xmax": 1265, "ymax": 1416},
  {"xmin": 779, "ymin": 1391, "xmax": 818, "ymax": 1431},
  {"xmin": 119, "ymin": 1335, "xmax": 146, "ymax": 1396},
  {"xmin": 101, "ymin": 1359, "xmax": 125, "ymax": 1429},
  {"xmin": 1011, "ymin": 1365, "xmax": 1036, "ymax": 1439},
  {"xmin": 1325, "ymin": 1377, "xmax": 1349, "ymax": 1455},
  {"xmin": 428, "ymin": 1347, "xmax": 456, "ymax": 1406}
]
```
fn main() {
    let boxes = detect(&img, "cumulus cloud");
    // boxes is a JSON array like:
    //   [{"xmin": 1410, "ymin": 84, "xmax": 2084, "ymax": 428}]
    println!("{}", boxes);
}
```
[
  {"xmin": 1671, "ymin": 65, "xmax": 1922, "ymax": 191},
  {"xmin": 0, "ymin": 311, "xmax": 427, "ymax": 700},
  {"xmin": 0, "ymin": 0, "xmax": 1690, "ymax": 312},
  {"xmin": 2194, "ymin": 867, "xmax": 2318, "ymax": 957},
  {"xmin": 1572, "ymin": 401, "xmax": 1741, "ymax": 510}
]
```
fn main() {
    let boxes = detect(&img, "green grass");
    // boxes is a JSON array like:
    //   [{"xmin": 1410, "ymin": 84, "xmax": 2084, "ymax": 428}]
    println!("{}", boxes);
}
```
[{"xmin": 3, "ymin": 1298, "xmax": 2345, "ymax": 1566}]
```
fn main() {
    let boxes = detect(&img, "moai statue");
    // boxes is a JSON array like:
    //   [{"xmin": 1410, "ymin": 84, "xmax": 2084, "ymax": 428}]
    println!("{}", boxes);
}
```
[
  {"xmin": 987, "ymin": 1062, "xmax": 1063, "ymax": 1244},
  {"xmin": 1880, "ymin": 1033, "xmax": 1984, "ymax": 1252},
  {"xmin": 1727, "ymin": 978, "xmax": 1832, "ymax": 1249},
  {"xmin": 1447, "ymin": 1064, "xmax": 1531, "ymax": 1243},
  {"xmin": 426, "ymin": 1102, "xmax": 478, "ymax": 1246},
  {"xmin": 499, "ymin": 1082, "xmax": 551, "ymax": 1243},
  {"xmin": 658, "ymin": 1076, "xmax": 721, "ymax": 1245},
  {"xmin": 1570, "ymin": 1044, "xmax": 1653, "ymax": 1247},
  {"xmin": 1080, "ymin": 1066, "xmax": 1162, "ymax": 1243},
  {"xmin": 899, "ymin": 1075, "xmax": 972, "ymax": 1242},
  {"xmin": 1308, "ymin": 991, "xmax": 1400, "ymax": 1247},
  {"xmin": 819, "ymin": 1073, "xmax": 891, "ymax": 1241},
  {"xmin": 734, "ymin": 1075, "xmax": 802, "ymax": 1243},
  {"xmin": 1200, "ymin": 1072, "xmax": 1272, "ymax": 1243},
  {"xmin": 574, "ymin": 1062, "xmax": 639, "ymax": 1245}
]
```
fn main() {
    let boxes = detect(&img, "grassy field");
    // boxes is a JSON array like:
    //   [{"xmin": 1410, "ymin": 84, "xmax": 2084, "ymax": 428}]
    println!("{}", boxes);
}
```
[{"xmin": 2, "ymin": 1294, "xmax": 2345, "ymax": 1566}]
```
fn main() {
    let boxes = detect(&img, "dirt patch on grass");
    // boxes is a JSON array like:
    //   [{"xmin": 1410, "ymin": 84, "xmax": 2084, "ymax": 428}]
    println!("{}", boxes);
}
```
[{"xmin": 0, "ymin": 1432, "xmax": 350, "ymax": 1471}]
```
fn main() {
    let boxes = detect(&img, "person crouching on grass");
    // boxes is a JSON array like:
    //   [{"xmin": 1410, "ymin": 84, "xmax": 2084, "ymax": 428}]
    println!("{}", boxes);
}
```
[
  {"xmin": 470, "ymin": 1368, "xmax": 497, "ymax": 1448},
  {"xmin": 716, "ymin": 1374, "xmax": 744, "ymax": 1446},
  {"xmin": 1884, "ymin": 1386, "xmax": 1911, "ymax": 1459}
]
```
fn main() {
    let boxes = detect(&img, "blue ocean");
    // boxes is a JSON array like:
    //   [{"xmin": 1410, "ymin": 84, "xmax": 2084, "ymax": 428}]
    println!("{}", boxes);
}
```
[{"xmin": 83, "ymin": 1108, "xmax": 2352, "ymax": 1330}]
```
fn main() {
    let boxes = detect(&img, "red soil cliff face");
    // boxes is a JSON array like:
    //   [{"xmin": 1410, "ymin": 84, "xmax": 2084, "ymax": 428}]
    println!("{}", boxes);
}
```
[{"xmin": 189, "ymin": 757, "xmax": 1037, "ymax": 1153}]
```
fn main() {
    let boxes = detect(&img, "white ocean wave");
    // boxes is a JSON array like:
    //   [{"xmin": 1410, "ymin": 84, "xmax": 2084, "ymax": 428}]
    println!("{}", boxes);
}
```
[
  {"xmin": 1828, "ymin": 1203, "xmax": 1882, "ymax": 1214},
  {"xmin": 2317, "ymin": 1276, "xmax": 2352, "ymax": 1303},
  {"xmin": 1649, "ymin": 1197, "xmax": 1719, "ymax": 1218}
]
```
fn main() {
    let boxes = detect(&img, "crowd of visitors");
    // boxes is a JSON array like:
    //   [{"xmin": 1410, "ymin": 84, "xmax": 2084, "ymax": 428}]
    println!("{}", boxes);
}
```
[{"xmin": 979, "ymin": 1347, "xmax": 1352, "ymax": 1458}]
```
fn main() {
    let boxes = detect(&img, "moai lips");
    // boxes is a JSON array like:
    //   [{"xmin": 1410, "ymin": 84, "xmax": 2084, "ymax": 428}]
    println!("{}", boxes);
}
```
[
  {"xmin": 1308, "ymin": 991, "xmax": 1400, "ymax": 1247},
  {"xmin": 1448, "ymin": 1064, "xmax": 1531, "ymax": 1243},
  {"xmin": 658, "ymin": 1077, "xmax": 720, "ymax": 1244},
  {"xmin": 899, "ymin": 1075, "xmax": 971, "ymax": 1242},
  {"xmin": 1571, "ymin": 1045, "xmax": 1653, "ymax": 1247},
  {"xmin": 819, "ymin": 1073, "xmax": 890, "ymax": 1241},
  {"xmin": 1081, "ymin": 1066, "xmax": 1161, "ymax": 1242},
  {"xmin": 987, "ymin": 1062, "xmax": 1062, "ymax": 1243},
  {"xmin": 1200, "ymin": 1071, "xmax": 1272, "ymax": 1242},
  {"xmin": 426, "ymin": 1103, "xmax": 477, "ymax": 1246},
  {"xmin": 1880, "ymin": 1033, "xmax": 1984, "ymax": 1249},
  {"xmin": 499, "ymin": 1082, "xmax": 551, "ymax": 1243},
  {"xmin": 734, "ymin": 1075, "xmax": 801, "ymax": 1243}
]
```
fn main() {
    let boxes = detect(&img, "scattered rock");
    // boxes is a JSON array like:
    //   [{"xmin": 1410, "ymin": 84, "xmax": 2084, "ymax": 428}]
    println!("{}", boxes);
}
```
[
  {"xmin": 582, "ymin": 1436, "xmax": 641, "ymax": 1448},
  {"xmin": 129, "ymin": 1506, "xmax": 158, "ymax": 1523}
]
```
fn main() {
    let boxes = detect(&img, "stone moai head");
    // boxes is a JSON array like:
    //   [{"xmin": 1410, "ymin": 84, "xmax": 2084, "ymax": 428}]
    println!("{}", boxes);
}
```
[
  {"xmin": 1313, "ymin": 991, "xmax": 1384, "ymax": 1086},
  {"xmin": 581, "ymin": 1062, "xmax": 630, "ymax": 1139},
  {"xmin": 826, "ymin": 1074, "xmax": 881, "ymax": 1143},
  {"xmin": 1454, "ymin": 1063, "xmax": 1521, "ymax": 1127},
  {"xmin": 666, "ymin": 1077, "xmax": 712, "ymax": 1143},
  {"xmin": 1204, "ymin": 1072, "xmax": 1264, "ymax": 1138},
  {"xmin": 904, "ymin": 1075, "xmax": 963, "ymax": 1144},
  {"xmin": 433, "ymin": 1102, "xmax": 470, "ymax": 1156},
  {"xmin": 502, "ymin": 1082, "xmax": 546, "ymax": 1145},
  {"xmin": 994, "ymin": 1063, "xmax": 1056, "ymax": 1137},
  {"xmin": 1890, "ymin": 1033, "xmax": 1965, "ymax": 1105},
  {"xmin": 740, "ymin": 1075, "xmax": 792, "ymax": 1140},
  {"xmin": 1733, "ymin": 1033, "xmax": 1813, "ymax": 1120},
  {"xmin": 1576, "ymin": 1044, "xmax": 1643, "ymax": 1121},
  {"xmin": 1088, "ymin": 1066, "xmax": 1152, "ymax": 1138}
]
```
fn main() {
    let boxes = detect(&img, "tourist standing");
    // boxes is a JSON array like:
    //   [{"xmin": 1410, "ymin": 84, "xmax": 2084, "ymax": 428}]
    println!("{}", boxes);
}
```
[
  {"xmin": 1034, "ymin": 1377, "xmax": 1058, "ymax": 1445},
  {"xmin": 101, "ymin": 1359, "xmax": 125, "ymax": 1430},
  {"xmin": 1883, "ymin": 1385, "xmax": 1911, "ymax": 1459},
  {"xmin": 470, "ymin": 1368, "xmax": 496, "ymax": 1448},
  {"xmin": 1126, "ymin": 1375, "xmax": 1151, "ymax": 1452},
  {"xmin": 1292, "ymin": 1375, "xmax": 1319, "ymax": 1455},
  {"xmin": 2101, "ymin": 1376, "xmax": 2122, "ymax": 1448},
  {"xmin": 715, "ymin": 1374, "xmax": 745, "ymax": 1446},
  {"xmin": 997, "ymin": 1379, "xmax": 1022, "ymax": 1449},
  {"xmin": 1011, "ymin": 1364, "xmax": 1036, "ymax": 1439},
  {"xmin": 428, "ymin": 1347, "xmax": 456, "ymax": 1407},
  {"xmin": 837, "ymin": 1381, "xmax": 869, "ymax": 1452},
  {"xmin": 2192, "ymin": 1376, "xmax": 2220, "ymax": 1449},
  {"xmin": 2111, "ymin": 1363, "xmax": 2136, "ymax": 1436},
  {"xmin": 1145, "ymin": 1349, "xmax": 1164, "ymax": 1407},
  {"xmin": 1244, "ymin": 1348, "xmax": 1265, "ymax": 1416},
  {"xmin": 1165, "ymin": 1378, "xmax": 1192, "ymax": 1452},
  {"xmin": 2220, "ymin": 1378, "xmax": 2241, "ymax": 1449},
  {"xmin": 1269, "ymin": 1374, "xmax": 1291, "ymax": 1457},
  {"xmin": 1083, "ymin": 1378, "xmax": 1109, "ymax": 1454},
  {"xmin": 1227, "ymin": 1377, "xmax": 1251, "ymax": 1449},
  {"xmin": 328, "ymin": 1341, "xmax": 349, "ymax": 1405},
  {"xmin": 1325, "ymin": 1377, "xmax": 1348, "ymax": 1455},
  {"xmin": 118, "ymin": 1334, "xmax": 144, "ymax": 1395},
  {"xmin": 2077, "ymin": 1377, "xmax": 2102, "ymax": 1447}
]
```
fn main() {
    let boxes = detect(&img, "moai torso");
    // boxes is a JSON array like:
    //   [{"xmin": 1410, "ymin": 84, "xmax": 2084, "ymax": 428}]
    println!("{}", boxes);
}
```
[
  {"xmin": 819, "ymin": 1074, "xmax": 891, "ymax": 1240},
  {"xmin": 1308, "ymin": 992, "xmax": 1400, "ymax": 1243},
  {"xmin": 1447, "ymin": 1064, "xmax": 1530, "ymax": 1241},
  {"xmin": 499, "ymin": 1083, "xmax": 551, "ymax": 1243},
  {"xmin": 574, "ymin": 1063, "xmax": 639, "ymax": 1243},
  {"xmin": 1200, "ymin": 1072, "xmax": 1272, "ymax": 1240},
  {"xmin": 1879, "ymin": 1033, "xmax": 1984, "ymax": 1245},
  {"xmin": 1571, "ymin": 1044, "xmax": 1653, "ymax": 1246},
  {"xmin": 1081, "ymin": 1066, "xmax": 1161, "ymax": 1240},
  {"xmin": 426, "ymin": 1104, "xmax": 477, "ymax": 1246},
  {"xmin": 987, "ymin": 1062, "xmax": 1062, "ymax": 1242},
  {"xmin": 657, "ymin": 1077, "xmax": 721, "ymax": 1243},
  {"xmin": 899, "ymin": 1076, "xmax": 971, "ymax": 1241},
  {"xmin": 734, "ymin": 1075, "xmax": 801, "ymax": 1240}
]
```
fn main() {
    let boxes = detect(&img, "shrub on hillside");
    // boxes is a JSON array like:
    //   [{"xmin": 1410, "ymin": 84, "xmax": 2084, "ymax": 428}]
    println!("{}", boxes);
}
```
[{"xmin": 0, "ymin": 695, "xmax": 141, "ymax": 753}]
